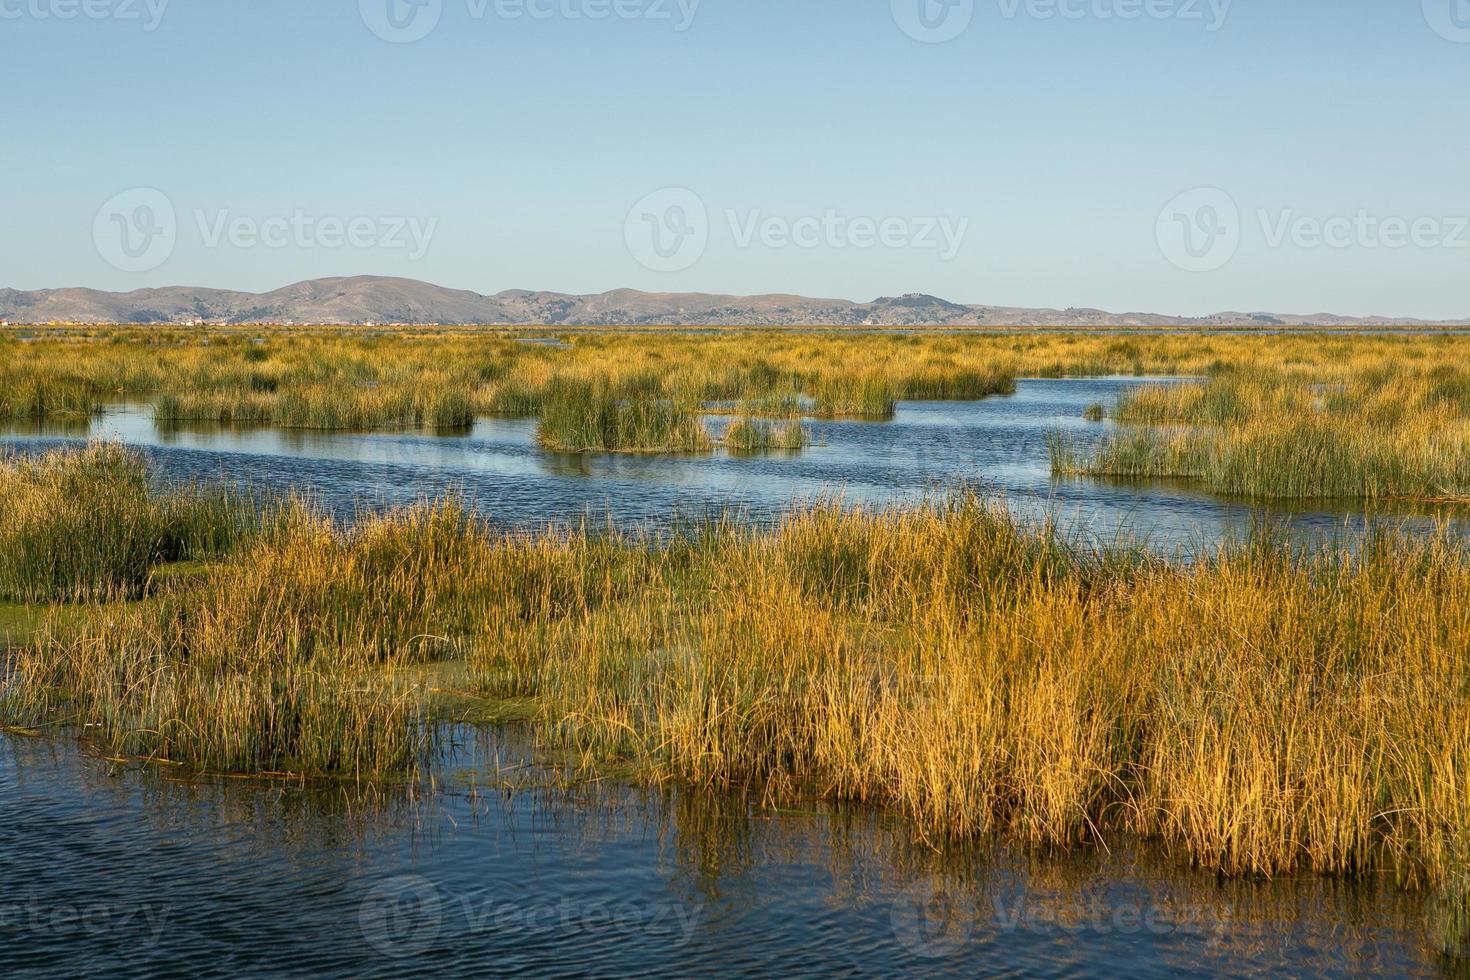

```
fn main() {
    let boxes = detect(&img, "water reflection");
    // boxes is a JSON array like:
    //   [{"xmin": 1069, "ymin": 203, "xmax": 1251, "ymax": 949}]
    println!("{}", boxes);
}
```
[
  {"xmin": 0, "ymin": 731, "xmax": 1453, "ymax": 977},
  {"xmin": 2, "ymin": 379, "xmax": 1465, "ymax": 553},
  {"xmin": 3, "ymin": 380, "xmax": 1468, "ymax": 974}
]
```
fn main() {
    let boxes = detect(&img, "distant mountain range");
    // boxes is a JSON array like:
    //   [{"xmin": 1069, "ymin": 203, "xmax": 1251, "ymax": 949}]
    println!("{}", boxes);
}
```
[{"xmin": 2, "ymin": 277, "xmax": 1465, "ymax": 328}]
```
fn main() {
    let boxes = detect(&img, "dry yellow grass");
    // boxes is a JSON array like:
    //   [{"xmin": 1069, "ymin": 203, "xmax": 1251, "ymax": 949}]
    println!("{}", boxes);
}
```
[
  {"xmin": 1054, "ymin": 361, "xmax": 1470, "ymax": 499},
  {"xmin": 0, "ymin": 328, "xmax": 1023, "ymax": 433},
  {"xmin": 10, "ymin": 327, "xmax": 1470, "ymax": 465},
  {"xmin": 7, "ymin": 328, "xmax": 1470, "ymax": 949},
  {"xmin": 7, "ymin": 476, "xmax": 1470, "ymax": 911}
]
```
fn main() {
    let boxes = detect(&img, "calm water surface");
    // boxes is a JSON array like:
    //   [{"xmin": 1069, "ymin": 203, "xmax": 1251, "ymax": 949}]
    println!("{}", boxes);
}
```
[
  {"xmin": 0, "ymin": 732, "xmax": 1453, "ymax": 978},
  {"xmin": 2, "ymin": 378, "xmax": 1458, "ymax": 552},
  {"xmin": 2, "ymin": 380, "xmax": 1465, "ymax": 976}
]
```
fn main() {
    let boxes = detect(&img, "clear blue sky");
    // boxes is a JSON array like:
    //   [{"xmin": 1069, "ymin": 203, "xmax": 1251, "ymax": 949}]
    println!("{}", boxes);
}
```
[{"xmin": 5, "ymin": 0, "xmax": 1469, "ymax": 318}]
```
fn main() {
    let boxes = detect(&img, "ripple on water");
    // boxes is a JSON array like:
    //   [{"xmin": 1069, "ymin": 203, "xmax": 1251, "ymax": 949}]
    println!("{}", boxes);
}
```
[
  {"xmin": 1, "ymin": 379, "xmax": 1462, "ymax": 554},
  {"xmin": 0, "ymin": 381, "xmax": 1464, "ymax": 975},
  {"xmin": 0, "ymin": 733, "xmax": 1450, "ymax": 977}
]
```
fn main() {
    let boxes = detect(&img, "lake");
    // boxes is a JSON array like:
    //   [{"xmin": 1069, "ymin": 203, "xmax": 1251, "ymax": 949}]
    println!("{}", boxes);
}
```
[
  {"xmin": 2, "ymin": 377, "xmax": 1458, "ymax": 553},
  {"xmin": 1, "ymin": 379, "xmax": 1463, "ymax": 976}
]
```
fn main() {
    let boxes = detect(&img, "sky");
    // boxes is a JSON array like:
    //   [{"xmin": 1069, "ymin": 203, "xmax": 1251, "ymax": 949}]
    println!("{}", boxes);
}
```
[{"xmin": 4, "ymin": 0, "xmax": 1469, "ymax": 318}]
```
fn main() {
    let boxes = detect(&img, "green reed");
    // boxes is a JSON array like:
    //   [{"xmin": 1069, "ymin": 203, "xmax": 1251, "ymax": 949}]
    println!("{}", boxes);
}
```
[
  {"xmin": 0, "ymin": 444, "xmax": 260, "ymax": 603},
  {"xmin": 537, "ymin": 375, "xmax": 713, "ymax": 453}
]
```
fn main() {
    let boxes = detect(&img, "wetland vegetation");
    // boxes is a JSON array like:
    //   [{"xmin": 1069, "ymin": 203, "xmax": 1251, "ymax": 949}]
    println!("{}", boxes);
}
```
[
  {"xmin": 9, "ymin": 326, "xmax": 1470, "ymax": 484},
  {"xmin": 1052, "ymin": 360, "xmax": 1470, "ymax": 501},
  {"xmin": 0, "ymin": 441, "xmax": 1469, "ymax": 925},
  {"xmin": 8, "ymin": 326, "xmax": 1470, "ymax": 956}
]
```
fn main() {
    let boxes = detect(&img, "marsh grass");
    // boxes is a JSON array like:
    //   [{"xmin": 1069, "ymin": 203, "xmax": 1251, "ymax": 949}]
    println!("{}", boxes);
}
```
[
  {"xmin": 537, "ymin": 376, "xmax": 713, "ymax": 453},
  {"xmin": 723, "ymin": 414, "xmax": 807, "ymax": 453},
  {"xmin": 8, "ymin": 327, "xmax": 1470, "ymax": 436},
  {"xmin": 809, "ymin": 372, "xmax": 898, "ymax": 419},
  {"xmin": 0, "ymin": 370, "xmax": 100, "ymax": 420},
  {"xmin": 0, "ymin": 444, "xmax": 259, "ymax": 603},
  {"xmin": 895, "ymin": 363, "xmax": 1018, "ymax": 401},
  {"xmin": 7, "ymin": 604, "xmax": 433, "ymax": 777},
  {"xmin": 6, "ymin": 464, "xmax": 1470, "ymax": 915},
  {"xmin": 458, "ymin": 500, "xmax": 1470, "ymax": 899},
  {"xmin": 0, "ymin": 329, "xmax": 1028, "ymax": 436},
  {"xmin": 1055, "ymin": 366, "xmax": 1470, "ymax": 500},
  {"xmin": 155, "ymin": 383, "xmax": 475, "ymax": 432},
  {"xmin": 2, "ymin": 494, "xmax": 663, "ymax": 776},
  {"xmin": 0, "ymin": 602, "xmax": 47, "ymax": 649}
]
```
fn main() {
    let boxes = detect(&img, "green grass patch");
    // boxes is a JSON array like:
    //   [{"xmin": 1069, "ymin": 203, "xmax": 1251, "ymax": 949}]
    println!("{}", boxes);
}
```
[
  {"xmin": 723, "ymin": 415, "xmax": 807, "ymax": 453},
  {"xmin": 0, "ymin": 603, "xmax": 45, "ymax": 649},
  {"xmin": 0, "ymin": 445, "xmax": 263, "ymax": 603},
  {"xmin": 537, "ymin": 375, "xmax": 713, "ymax": 454}
]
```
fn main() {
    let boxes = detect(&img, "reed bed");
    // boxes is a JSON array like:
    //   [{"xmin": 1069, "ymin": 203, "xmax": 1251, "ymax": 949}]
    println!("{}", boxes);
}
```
[
  {"xmin": 0, "ymin": 369, "xmax": 100, "ymax": 420},
  {"xmin": 536, "ymin": 375, "xmax": 713, "ymax": 453},
  {"xmin": 1, "ymin": 494, "xmax": 658, "ymax": 776},
  {"xmin": 0, "ymin": 444, "xmax": 258, "ymax": 602},
  {"xmin": 15, "ymin": 327, "xmax": 1470, "ymax": 467},
  {"xmin": 155, "ymin": 384, "xmax": 477, "ymax": 431},
  {"xmin": 1055, "ymin": 364, "xmax": 1470, "ymax": 500},
  {"xmin": 0, "ymin": 327, "xmax": 1024, "ymax": 437},
  {"xmin": 463, "ymin": 500, "xmax": 1470, "ymax": 904},
  {"xmin": 807, "ymin": 372, "xmax": 898, "ymax": 420},
  {"xmin": 723, "ymin": 414, "xmax": 807, "ymax": 453},
  {"xmin": 7, "ymin": 458, "xmax": 1470, "ymax": 912}
]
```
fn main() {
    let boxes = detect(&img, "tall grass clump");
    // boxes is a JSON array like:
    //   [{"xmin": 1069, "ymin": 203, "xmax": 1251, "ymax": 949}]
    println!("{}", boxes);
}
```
[
  {"xmin": 8, "ymin": 601, "xmax": 433, "ymax": 777},
  {"xmin": 12, "ymin": 469, "xmax": 1470, "ymax": 921},
  {"xmin": 1055, "ymin": 366, "xmax": 1470, "ymax": 500},
  {"xmin": 808, "ymin": 372, "xmax": 898, "ymax": 419},
  {"xmin": 3, "ymin": 493, "xmax": 664, "ymax": 775},
  {"xmin": 153, "ymin": 391, "xmax": 275, "ymax": 426},
  {"xmin": 537, "ymin": 375, "xmax": 712, "ymax": 453},
  {"xmin": 0, "ymin": 444, "xmax": 258, "ymax": 602},
  {"xmin": 462, "ymin": 496, "xmax": 1470, "ymax": 902},
  {"xmin": 0, "ymin": 371, "xmax": 101, "ymax": 420},
  {"xmin": 896, "ymin": 363, "xmax": 1017, "ymax": 401},
  {"xmin": 723, "ymin": 414, "xmax": 807, "ymax": 453},
  {"xmin": 2, "ymin": 502, "xmax": 477, "ymax": 775},
  {"xmin": 155, "ymin": 383, "xmax": 475, "ymax": 431}
]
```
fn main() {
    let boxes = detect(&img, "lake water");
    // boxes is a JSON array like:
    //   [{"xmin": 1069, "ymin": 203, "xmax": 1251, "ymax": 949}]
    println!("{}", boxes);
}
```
[
  {"xmin": 2, "ymin": 379, "xmax": 1465, "ymax": 976},
  {"xmin": 1, "ymin": 377, "xmax": 1458, "ymax": 554},
  {"xmin": 0, "ymin": 730, "xmax": 1452, "ymax": 978}
]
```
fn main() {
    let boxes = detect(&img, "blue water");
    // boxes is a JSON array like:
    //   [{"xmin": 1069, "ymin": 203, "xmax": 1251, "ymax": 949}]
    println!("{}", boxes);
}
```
[
  {"xmin": 3, "ymin": 378, "xmax": 1456, "ymax": 554},
  {"xmin": 1, "ymin": 379, "xmax": 1464, "ymax": 976},
  {"xmin": 0, "ymin": 732, "xmax": 1448, "ymax": 978}
]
